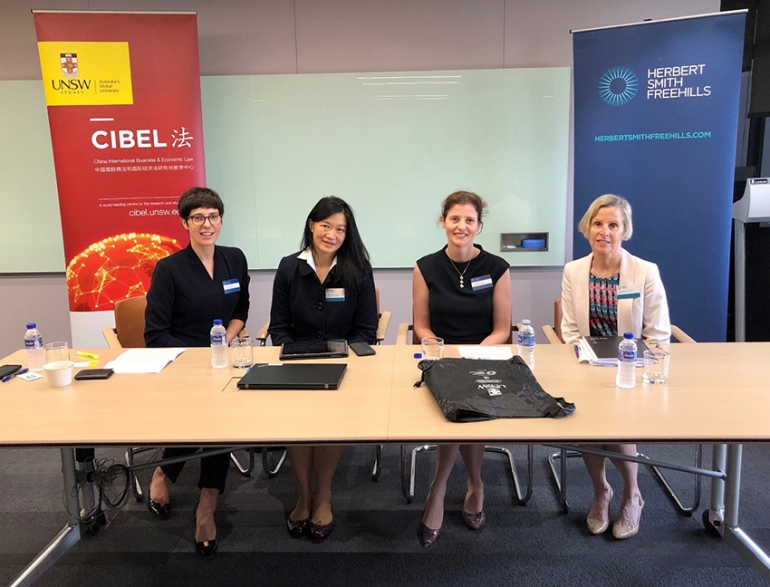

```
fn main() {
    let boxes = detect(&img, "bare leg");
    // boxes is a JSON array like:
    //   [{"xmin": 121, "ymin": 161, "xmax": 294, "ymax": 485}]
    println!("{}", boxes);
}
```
[
  {"xmin": 286, "ymin": 446, "xmax": 314, "ymax": 521},
  {"xmin": 422, "ymin": 444, "xmax": 460, "ymax": 530},
  {"xmin": 458, "ymin": 443, "xmax": 485, "ymax": 514},
  {"xmin": 607, "ymin": 443, "xmax": 643, "ymax": 531},
  {"xmin": 582, "ymin": 445, "xmax": 613, "ymax": 528},
  {"xmin": 310, "ymin": 445, "xmax": 343, "ymax": 525},
  {"xmin": 149, "ymin": 466, "xmax": 171, "ymax": 505},
  {"xmin": 195, "ymin": 487, "xmax": 218, "ymax": 542}
]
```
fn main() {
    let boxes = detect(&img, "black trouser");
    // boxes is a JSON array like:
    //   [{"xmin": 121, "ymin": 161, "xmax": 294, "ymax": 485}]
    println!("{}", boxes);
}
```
[{"xmin": 160, "ymin": 447, "xmax": 230, "ymax": 494}]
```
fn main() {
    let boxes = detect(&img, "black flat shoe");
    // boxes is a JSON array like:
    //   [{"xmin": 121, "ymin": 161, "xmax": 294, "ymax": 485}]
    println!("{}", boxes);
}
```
[
  {"xmin": 418, "ymin": 521, "xmax": 442, "ymax": 548},
  {"xmin": 309, "ymin": 510, "xmax": 335, "ymax": 543},
  {"xmin": 461, "ymin": 509, "xmax": 486, "ymax": 531},
  {"xmin": 286, "ymin": 515, "xmax": 310, "ymax": 538},
  {"xmin": 147, "ymin": 497, "xmax": 171, "ymax": 520},
  {"xmin": 195, "ymin": 538, "xmax": 218, "ymax": 558}
]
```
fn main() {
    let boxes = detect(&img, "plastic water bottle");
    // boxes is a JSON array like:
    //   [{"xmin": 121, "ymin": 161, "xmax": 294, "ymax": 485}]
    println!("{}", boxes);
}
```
[
  {"xmin": 616, "ymin": 332, "xmax": 637, "ymax": 389},
  {"xmin": 210, "ymin": 319, "xmax": 228, "ymax": 369},
  {"xmin": 24, "ymin": 323, "xmax": 45, "ymax": 371},
  {"xmin": 517, "ymin": 319, "xmax": 536, "ymax": 369}
]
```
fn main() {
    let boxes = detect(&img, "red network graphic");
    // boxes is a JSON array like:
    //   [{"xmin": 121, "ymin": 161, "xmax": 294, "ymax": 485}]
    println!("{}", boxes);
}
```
[{"xmin": 66, "ymin": 233, "xmax": 183, "ymax": 312}]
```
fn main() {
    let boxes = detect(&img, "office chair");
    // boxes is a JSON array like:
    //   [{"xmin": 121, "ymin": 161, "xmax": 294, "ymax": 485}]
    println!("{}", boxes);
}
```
[
  {"xmin": 541, "ymin": 297, "xmax": 701, "ymax": 514},
  {"xmin": 245, "ymin": 287, "xmax": 392, "ymax": 480},
  {"xmin": 103, "ymin": 295, "xmax": 256, "ymax": 501},
  {"xmin": 395, "ymin": 322, "xmax": 533, "ymax": 505}
]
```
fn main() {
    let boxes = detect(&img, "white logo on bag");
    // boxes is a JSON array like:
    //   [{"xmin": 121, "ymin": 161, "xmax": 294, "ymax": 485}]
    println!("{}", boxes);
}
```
[{"xmin": 471, "ymin": 370, "xmax": 505, "ymax": 396}]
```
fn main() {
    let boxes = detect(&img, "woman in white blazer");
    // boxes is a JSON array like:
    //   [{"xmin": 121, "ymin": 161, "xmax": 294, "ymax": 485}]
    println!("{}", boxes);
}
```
[{"xmin": 561, "ymin": 194, "xmax": 670, "ymax": 540}]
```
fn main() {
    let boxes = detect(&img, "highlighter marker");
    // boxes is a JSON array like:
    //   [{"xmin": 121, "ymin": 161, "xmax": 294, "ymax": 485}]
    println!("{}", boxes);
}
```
[{"xmin": 76, "ymin": 352, "xmax": 100, "ymax": 360}]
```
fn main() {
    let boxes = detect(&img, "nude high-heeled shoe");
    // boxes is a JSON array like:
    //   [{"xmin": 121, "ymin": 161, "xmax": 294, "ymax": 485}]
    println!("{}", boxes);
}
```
[{"xmin": 586, "ymin": 487, "xmax": 613, "ymax": 535}]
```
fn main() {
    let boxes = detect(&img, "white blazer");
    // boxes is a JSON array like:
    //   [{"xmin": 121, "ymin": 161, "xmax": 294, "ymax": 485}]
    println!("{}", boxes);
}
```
[{"xmin": 560, "ymin": 249, "xmax": 671, "ymax": 346}]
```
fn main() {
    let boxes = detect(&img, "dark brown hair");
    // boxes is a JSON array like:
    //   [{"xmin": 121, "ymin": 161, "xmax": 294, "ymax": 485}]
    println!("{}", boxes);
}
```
[{"xmin": 441, "ymin": 190, "xmax": 487, "ymax": 222}]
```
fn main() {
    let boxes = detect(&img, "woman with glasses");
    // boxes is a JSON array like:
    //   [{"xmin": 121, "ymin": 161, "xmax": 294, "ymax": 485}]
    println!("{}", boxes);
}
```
[
  {"xmin": 268, "ymin": 196, "xmax": 377, "ymax": 542},
  {"xmin": 144, "ymin": 186, "xmax": 250, "ymax": 558}
]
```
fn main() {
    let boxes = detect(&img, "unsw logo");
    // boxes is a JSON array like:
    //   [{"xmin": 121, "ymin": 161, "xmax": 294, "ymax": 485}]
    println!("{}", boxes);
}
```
[{"xmin": 52, "ymin": 52, "xmax": 92, "ymax": 92}]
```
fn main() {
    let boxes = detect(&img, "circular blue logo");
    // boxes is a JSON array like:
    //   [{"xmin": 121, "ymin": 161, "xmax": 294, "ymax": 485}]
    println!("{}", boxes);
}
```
[{"xmin": 598, "ymin": 67, "xmax": 638, "ymax": 106}]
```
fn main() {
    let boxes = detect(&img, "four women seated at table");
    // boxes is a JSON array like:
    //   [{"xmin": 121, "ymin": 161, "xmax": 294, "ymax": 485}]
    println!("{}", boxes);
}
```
[
  {"xmin": 143, "ymin": 187, "xmax": 669, "ymax": 554},
  {"xmin": 561, "ymin": 194, "xmax": 670, "ymax": 539}
]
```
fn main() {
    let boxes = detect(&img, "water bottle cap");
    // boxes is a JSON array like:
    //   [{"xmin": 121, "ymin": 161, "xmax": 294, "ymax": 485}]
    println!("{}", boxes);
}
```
[
  {"xmin": 26, "ymin": 323, "xmax": 36, "ymax": 329},
  {"xmin": 623, "ymin": 332, "xmax": 634, "ymax": 339},
  {"xmin": 213, "ymin": 319, "xmax": 223, "ymax": 326},
  {"xmin": 522, "ymin": 319, "xmax": 531, "ymax": 326}
]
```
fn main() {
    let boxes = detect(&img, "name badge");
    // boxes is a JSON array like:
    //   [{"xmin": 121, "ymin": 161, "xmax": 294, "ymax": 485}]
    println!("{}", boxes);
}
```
[
  {"xmin": 617, "ymin": 284, "xmax": 641, "ymax": 300},
  {"xmin": 325, "ymin": 288, "xmax": 345, "ymax": 302},
  {"xmin": 223, "ymin": 278, "xmax": 240, "ymax": 294},
  {"xmin": 470, "ymin": 274, "xmax": 494, "ymax": 291}
]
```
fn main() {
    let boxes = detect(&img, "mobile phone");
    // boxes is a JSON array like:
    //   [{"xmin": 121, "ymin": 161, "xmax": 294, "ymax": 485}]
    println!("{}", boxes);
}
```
[
  {"xmin": 74, "ymin": 368, "xmax": 114, "ymax": 380},
  {"xmin": 349, "ymin": 342, "xmax": 376, "ymax": 357},
  {"xmin": 0, "ymin": 365, "xmax": 22, "ymax": 379}
]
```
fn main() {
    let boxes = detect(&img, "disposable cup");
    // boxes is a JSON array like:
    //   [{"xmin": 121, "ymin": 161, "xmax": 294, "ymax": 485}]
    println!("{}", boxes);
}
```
[{"xmin": 43, "ymin": 360, "xmax": 74, "ymax": 387}]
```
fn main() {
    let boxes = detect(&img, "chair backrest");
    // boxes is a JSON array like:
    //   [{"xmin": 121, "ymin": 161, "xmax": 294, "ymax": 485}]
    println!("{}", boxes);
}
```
[
  {"xmin": 553, "ymin": 298, "xmax": 563, "ymax": 343},
  {"xmin": 396, "ymin": 323, "xmax": 517, "ymax": 345},
  {"xmin": 114, "ymin": 295, "xmax": 148, "ymax": 348},
  {"xmin": 255, "ymin": 287, "xmax": 390, "ymax": 345},
  {"xmin": 542, "ymin": 296, "xmax": 696, "ymax": 345}
]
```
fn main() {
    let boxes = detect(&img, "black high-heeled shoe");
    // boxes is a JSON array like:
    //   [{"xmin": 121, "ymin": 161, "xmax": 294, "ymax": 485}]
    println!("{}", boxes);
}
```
[
  {"xmin": 146, "ymin": 489, "xmax": 171, "ymax": 519},
  {"xmin": 195, "ymin": 538, "xmax": 218, "ymax": 558},
  {"xmin": 193, "ymin": 496, "xmax": 218, "ymax": 558}
]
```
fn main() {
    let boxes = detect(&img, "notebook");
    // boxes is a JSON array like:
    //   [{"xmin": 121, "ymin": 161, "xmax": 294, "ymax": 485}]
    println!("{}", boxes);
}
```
[
  {"xmin": 278, "ymin": 340, "xmax": 349, "ymax": 360},
  {"xmin": 236, "ymin": 363, "xmax": 347, "ymax": 390},
  {"xmin": 577, "ymin": 336, "xmax": 650, "ymax": 367}
]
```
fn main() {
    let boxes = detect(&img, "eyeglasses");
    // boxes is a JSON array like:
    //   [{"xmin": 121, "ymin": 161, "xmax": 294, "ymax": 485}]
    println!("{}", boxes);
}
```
[{"xmin": 186, "ymin": 214, "xmax": 222, "ymax": 226}]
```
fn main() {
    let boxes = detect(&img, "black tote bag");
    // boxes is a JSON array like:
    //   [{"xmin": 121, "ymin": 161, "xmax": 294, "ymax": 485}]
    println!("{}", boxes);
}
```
[{"xmin": 415, "ymin": 356, "xmax": 576, "ymax": 423}]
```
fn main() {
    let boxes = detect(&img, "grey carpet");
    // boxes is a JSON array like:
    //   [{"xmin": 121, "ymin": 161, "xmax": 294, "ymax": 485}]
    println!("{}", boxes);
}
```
[{"xmin": 0, "ymin": 444, "xmax": 768, "ymax": 586}]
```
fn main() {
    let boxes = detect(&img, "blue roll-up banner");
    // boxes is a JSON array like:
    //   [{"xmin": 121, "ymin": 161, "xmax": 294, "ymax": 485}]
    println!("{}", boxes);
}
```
[{"xmin": 573, "ymin": 12, "xmax": 745, "ymax": 342}]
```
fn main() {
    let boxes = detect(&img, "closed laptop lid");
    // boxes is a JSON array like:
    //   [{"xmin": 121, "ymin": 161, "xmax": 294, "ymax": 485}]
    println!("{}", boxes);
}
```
[
  {"xmin": 279, "ymin": 340, "xmax": 348, "ymax": 360},
  {"xmin": 236, "ymin": 363, "xmax": 347, "ymax": 390}
]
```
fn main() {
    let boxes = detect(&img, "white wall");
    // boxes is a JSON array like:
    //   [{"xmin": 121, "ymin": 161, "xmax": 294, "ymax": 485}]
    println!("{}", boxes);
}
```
[{"xmin": 0, "ymin": 0, "xmax": 719, "ymax": 355}]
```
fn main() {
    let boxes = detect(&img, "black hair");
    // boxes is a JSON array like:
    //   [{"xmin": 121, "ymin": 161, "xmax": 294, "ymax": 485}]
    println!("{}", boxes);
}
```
[
  {"xmin": 301, "ymin": 196, "xmax": 371, "ymax": 289},
  {"xmin": 178, "ymin": 187, "xmax": 224, "ymax": 219}
]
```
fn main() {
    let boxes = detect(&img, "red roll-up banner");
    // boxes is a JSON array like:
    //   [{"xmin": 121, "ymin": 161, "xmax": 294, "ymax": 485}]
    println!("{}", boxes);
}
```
[{"xmin": 33, "ymin": 11, "xmax": 204, "ymax": 346}]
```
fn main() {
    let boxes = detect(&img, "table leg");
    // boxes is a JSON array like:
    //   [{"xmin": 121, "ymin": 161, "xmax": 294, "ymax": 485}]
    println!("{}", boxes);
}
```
[
  {"xmin": 8, "ymin": 449, "xmax": 82, "ymax": 587},
  {"xmin": 722, "ymin": 444, "xmax": 770, "ymax": 581}
]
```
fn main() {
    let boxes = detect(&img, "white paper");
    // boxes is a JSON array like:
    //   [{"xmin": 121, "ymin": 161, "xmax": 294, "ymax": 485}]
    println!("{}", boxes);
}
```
[
  {"xmin": 105, "ymin": 348, "xmax": 186, "ymax": 374},
  {"xmin": 457, "ymin": 346, "xmax": 513, "ymax": 360}
]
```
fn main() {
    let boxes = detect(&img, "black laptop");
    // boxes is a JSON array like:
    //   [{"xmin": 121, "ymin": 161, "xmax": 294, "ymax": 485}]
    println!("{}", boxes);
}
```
[
  {"xmin": 278, "ymin": 340, "xmax": 349, "ymax": 360},
  {"xmin": 236, "ymin": 363, "xmax": 347, "ymax": 390}
]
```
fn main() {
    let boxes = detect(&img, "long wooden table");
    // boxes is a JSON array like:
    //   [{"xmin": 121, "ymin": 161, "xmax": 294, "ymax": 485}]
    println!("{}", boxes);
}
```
[{"xmin": 2, "ymin": 342, "xmax": 770, "ymax": 584}]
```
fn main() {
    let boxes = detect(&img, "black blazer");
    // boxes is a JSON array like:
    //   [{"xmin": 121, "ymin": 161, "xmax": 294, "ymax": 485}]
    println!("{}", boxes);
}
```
[
  {"xmin": 144, "ymin": 244, "xmax": 250, "ymax": 348},
  {"xmin": 268, "ymin": 252, "xmax": 377, "ymax": 345}
]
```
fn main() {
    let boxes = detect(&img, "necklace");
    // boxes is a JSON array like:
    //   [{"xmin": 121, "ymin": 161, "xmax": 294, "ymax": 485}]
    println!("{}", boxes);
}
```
[{"xmin": 448, "ymin": 257, "xmax": 473, "ymax": 288}]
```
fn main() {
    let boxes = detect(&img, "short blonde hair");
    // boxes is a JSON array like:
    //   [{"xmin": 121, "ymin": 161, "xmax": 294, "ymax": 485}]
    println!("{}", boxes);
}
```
[{"xmin": 578, "ymin": 194, "xmax": 633, "ymax": 241}]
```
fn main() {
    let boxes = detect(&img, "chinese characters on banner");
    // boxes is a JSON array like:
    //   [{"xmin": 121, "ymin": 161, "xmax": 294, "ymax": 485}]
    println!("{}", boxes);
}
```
[{"xmin": 33, "ymin": 12, "xmax": 205, "ymax": 340}]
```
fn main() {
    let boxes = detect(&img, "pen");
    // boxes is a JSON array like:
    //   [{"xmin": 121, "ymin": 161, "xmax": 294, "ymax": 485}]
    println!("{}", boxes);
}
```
[
  {"xmin": 2, "ymin": 368, "xmax": 28, "ymax": 383},
  {"xmin": 76, "ymin": 352, "xmax": 100, "ymax": 360},
  {"xmin": 573, "ymin": 345, "xmax": 580, "ymax": 359}
]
